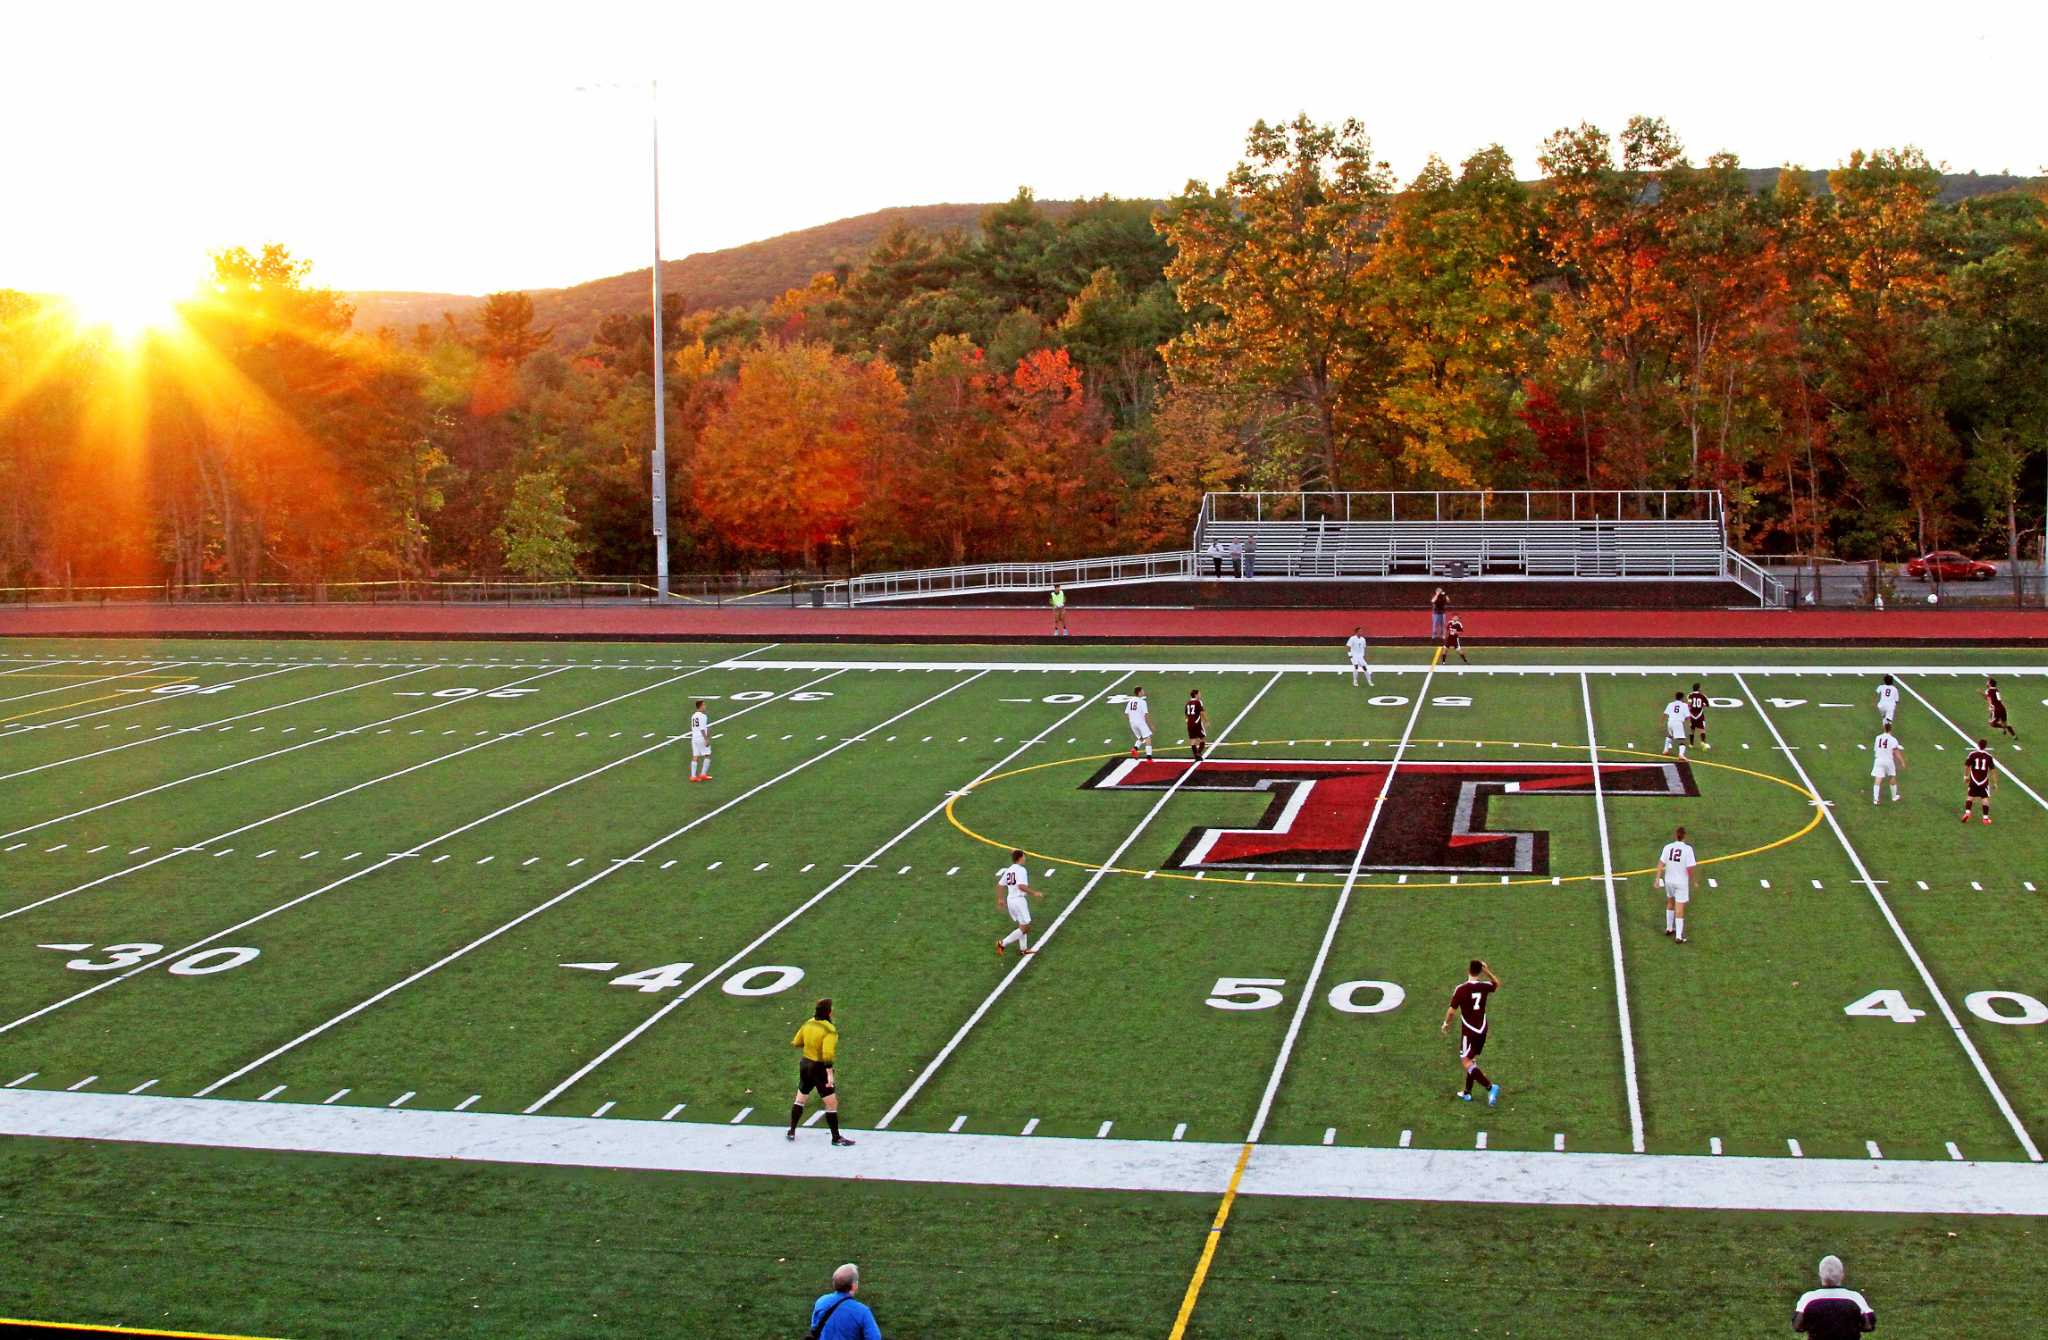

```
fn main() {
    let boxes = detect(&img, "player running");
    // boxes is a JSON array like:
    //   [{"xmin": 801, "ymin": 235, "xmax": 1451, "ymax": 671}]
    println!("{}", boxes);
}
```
[
  {"xmin": 1442, "ymin": 614, "xmax": 1468, "ymax": 664},
  {"xmin": 1871, "ymin": 726, "xmax": 1904, "ymax": 804},
  {"xmin": 1686, "ymin": 682, "xmax": 1710, "ymax": 750},
  {"xmin": 995, "ymin": 849, "xmax": 1040, "ymax": 956},
  {"xmin": 1345, "ymin": 627, "xmax": 1373, "ymax": 687},
  {"xmin": 688, "ymin": 700, "xmax": 713, "ymax": 783},
  {"xmin": 1656, "ymin": 825, "xmax": 1698, "ymax": 943},
  {"xmin": 1875, "ymin": 675, "xmax": 1900, "ymax": 730},
  {"xmin": 1985, "ymin": 676, "xmax": 2019, "ymax": 740},
  {"xmin": 1963, "ymin": 738, "xmax": 1997, "ymax": 824},
  {"xmin": 1441, "ymin": 960, "xmax": 1501, "ymax": 1105},
  {"xmin": 1660, "ymin": 691, "xmax": 1691, "ymax": 759},
  {"xmin": 1124, "ymin": 687, "xmax": 1154, "ymax": 759},
  {"xmin": 1184, "ymin": 688, "xmax": 1208, "ymax": 761}
]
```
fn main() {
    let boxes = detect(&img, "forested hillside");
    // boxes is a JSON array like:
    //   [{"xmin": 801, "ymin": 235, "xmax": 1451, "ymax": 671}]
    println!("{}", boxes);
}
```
[{"xmin": 3, "ymin": 118, "xmax": 2045, "ymax": 594}]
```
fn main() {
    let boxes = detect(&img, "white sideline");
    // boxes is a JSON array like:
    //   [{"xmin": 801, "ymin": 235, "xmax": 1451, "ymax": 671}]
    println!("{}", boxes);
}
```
[
  {"xmin": 723, "ymin": 659, "xmax": 2048, "ymax": 677},
  {"xmin": 0, "ymin": 663, "xmax": 180, "ymax": 705},
  {"xmin": 1243, "ymin": 658, "xmax": 1436, "ymax": 1141},
  {"xmin": 1, "ymin": 670, "xmax": 845, "ymax": 1040},
  {"xmin": 876, "ymin": 671, "xmax": 1287, "ymax": 1130},
  {"xmin": 197, "ymin": 670, "xmax": 981, "ymax": 1096},
  {"xmin": 524, "ymin": 669, "xmax": 1136, "ymax": 1113},
  {"xmin": 0, "ymin": 662, "xmax": 307, "ymax": 741},
  {"xmin": 1736, "ymin": 673, "xmax": 2042, "ymax": 1163},
  {"xmin": 0, "ymin": 665, "xmax": 552, "ymax": 844},
  {"xmin": 1897, "ymin": 676, "xmax": 2048, "ymax": 814},
  {"xmin": 0, "ymin": 661, "xmax": 720, "ymax": 925},
  {"xmin": 1582, "ymin": 673, "xmax": 1646, "ymax": 1152},
  {"xmin": 1, "ymin": 1089, "xmax": 2042, "ymax": 1216}
]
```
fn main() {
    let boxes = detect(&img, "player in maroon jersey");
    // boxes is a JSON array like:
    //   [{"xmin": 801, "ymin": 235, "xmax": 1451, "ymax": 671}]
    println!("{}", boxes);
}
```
[
  {"xmin": 1984, "ymin": 677, "xmax": 2018, "ymax": 740},
  {"xmin": 1963, "ymin": 738, "xmax": 1997, "ymax": 824},
  {"xmin": 1442, "ymin": 614, "xmax": 1469, "ymax": 664},
  {"xmin": 1183, "ymin": 688, "xmax": 1207, "ymax": 761},
  {"xmin": 1440, "ymin": 959, "xmax": 1501, "ymax": 1105},
  {"xmin": 1685, "ymin": 682, "xmax": 1710, "ymax": 750}
]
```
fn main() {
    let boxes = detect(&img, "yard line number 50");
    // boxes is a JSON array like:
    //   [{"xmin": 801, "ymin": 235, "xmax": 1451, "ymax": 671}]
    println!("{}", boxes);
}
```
[{"xmin": 1206, "ymin": 976, "xmax": 1405, "ymax": 1014}]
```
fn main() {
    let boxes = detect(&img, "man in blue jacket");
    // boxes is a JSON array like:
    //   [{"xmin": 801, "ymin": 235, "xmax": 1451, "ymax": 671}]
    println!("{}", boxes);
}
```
[{"xmin": 808, "ymin": 1262, "xmax": 882, "ymax": 1340}]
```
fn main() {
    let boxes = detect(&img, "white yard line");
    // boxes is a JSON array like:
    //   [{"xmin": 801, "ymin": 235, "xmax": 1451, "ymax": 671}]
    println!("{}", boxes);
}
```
[
  {"xmin": 1243, "ymin": 658, "xmax": 1436, "ymax": 1143},
  {"xmin": 1897, "ymin": 676, "xmax": 2048, "ymax": 814},
  {"xmin": 196, "ymin": 671, "xmax": 978, "ymax": 1097},
  {"xmin": 6, "ymin": 1089, "xmax": 2044, "ymax": 1215},
  {"xmin": 523, "ymin": 671, "xmax": 1137, "ymax": 1113},
  {"xmin": 2, "ymin": 669, "xmax": 842, "ymax": 1040},
  {"xmin": 1736, "ymin": 673, "xmax": 2041, "ymax": 1163},
  {"xmin": 726, "ymin": 658, "xmax": 2048, "ymax": 677},
  {"xmin": 1581, "ymin": 673, "xmax": 1646, "ymax": 1153},
  {"xmin": 0, "ymin": 666, "xmax": 552, "ymax": 844},
  {"xmin": 876, "ymin": 671, "xmax": 1286, "ymax": 1131},
  {"xmin": 0, "ymin": 663, "xmax": 180, "ymax": 705},
  {"xmin": 0, "ymin": 663, "xmax": 717, "ymax": 925},
  {"xmin": 0, "ymin": 663, "xmax": 308, "ymax": 741}
]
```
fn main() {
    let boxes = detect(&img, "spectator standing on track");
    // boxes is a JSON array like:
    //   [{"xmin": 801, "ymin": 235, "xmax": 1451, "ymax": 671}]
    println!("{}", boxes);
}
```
[
  {"xmin": 1792, "ymin": 1255, "xmax": 1875, "ymax": 1336},
  {"xmin": 1050, "ymin": 584, "xmax": 1069, "ymax": 638},
  {"xmin": 1430, "ymin": 587, "xmax": 1449, "ymax": 641},
  {"xmin": 787, "ymin": 999, "xmax": 855, "ymax": 1147},
  {"xmin": 807, "ymin": 1263, "xmax": 883, "ymax": 1340}
]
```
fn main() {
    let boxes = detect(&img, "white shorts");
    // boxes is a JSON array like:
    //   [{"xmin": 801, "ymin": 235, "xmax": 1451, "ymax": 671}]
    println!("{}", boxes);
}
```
[
  {"xmin": 1667, "ymin": 722, "xmax": 1687, "ymax": 741},
  {"xmin": 1665, "ymin": 881, "xmax": 1690, "ymax": 905},
  {"xmin": 1872, "ymin": 760, "xmax": 1895, "ymax": 779},
  {"xmin": 1006, "ymin": 895, "xmax": 1032, "ymax": 926},
  {"xmin": 1130, "ymin": 722, "xmax": 1152, "ymax": 741},
  {"xmin": 691, "ymin": 739, "xmax": 711, "ymax": 758},
  {"xmin": 1349, "ymin": 655, "xmax": 1367, "ymax": 668}
]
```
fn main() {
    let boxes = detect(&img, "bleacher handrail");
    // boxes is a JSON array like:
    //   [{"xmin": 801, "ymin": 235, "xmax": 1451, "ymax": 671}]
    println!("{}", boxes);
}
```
[
  {"xmin": 828, "ymin": 551, "xmax": 1196, "ymax": 605},
  {"xmin": 1196, "ymin": 490, "xmax": 1723, "ymax": 529}
]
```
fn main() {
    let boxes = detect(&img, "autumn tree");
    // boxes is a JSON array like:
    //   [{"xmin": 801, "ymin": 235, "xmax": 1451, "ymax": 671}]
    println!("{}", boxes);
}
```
[{"xmin": 495, "ymin": 466, "xmax": 581, "ymax": 579}]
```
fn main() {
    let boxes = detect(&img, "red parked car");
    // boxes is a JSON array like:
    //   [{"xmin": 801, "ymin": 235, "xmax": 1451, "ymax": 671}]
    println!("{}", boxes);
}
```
[{"xmin": 1905, "ymin": 551, "xmax": 1997, "ymax": 581}]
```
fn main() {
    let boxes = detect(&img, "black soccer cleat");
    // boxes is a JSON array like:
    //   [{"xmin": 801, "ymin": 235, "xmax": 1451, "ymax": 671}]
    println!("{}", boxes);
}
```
[{"xmin": 832, "ymin": 1135, "xmax": 857, "ymax": 1147}]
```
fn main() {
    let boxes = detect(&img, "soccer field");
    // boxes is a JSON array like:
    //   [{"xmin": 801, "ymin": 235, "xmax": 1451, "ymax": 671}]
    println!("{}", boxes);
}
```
[{"xmin": 1, "ymin": 635, "xmax": 2045, "ymax": 1337}]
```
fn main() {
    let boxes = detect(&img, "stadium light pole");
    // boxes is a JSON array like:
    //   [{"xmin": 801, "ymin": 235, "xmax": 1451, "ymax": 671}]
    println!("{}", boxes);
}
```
[{"xmin": 646, "ymin": 79, "xmax": 671, "ymax": 601}]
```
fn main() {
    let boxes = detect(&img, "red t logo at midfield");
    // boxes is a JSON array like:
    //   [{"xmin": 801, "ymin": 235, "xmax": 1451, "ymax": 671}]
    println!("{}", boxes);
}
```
[{"xmin": 1084, "ymin": 757, "xmax": 1694, "ymax": 877}]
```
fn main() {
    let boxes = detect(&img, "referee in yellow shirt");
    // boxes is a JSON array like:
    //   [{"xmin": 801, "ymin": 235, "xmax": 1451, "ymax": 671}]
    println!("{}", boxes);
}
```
[{"xmin": 788, "ymin": 998, "xmax": 855, "ymax": 1146}]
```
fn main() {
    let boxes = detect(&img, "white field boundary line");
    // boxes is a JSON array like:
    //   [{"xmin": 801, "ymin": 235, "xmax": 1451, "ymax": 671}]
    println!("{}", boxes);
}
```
[
  {"xmin": 1736, "ymin": 672, "xmax": 2042, "ymax": 1163},
  {"xmin": 0, "ymin": 659, "xmax": 348, "ymax": 766},
  {"xmin": 0, "ymin": 662, "xmax": 181, "ymax": 705},
  {"xmin": 2, "ymin": 669, "xmax": 846, "ymax": 1040},
  {"xmin": 1897, "ymin": 676, "xmax": 2048, "ymax": 814},
  {"xmin": 6, "ymin": 1090, "xmax": 2045, "ymax": 1217},
  {"xmin": 0, "ymin": 660, "xmax": 67, "ymax": 679},
  {"xmin": 875, "ymin": 670, "xmax": 1286, "ymax": 1131},
  {"xmin": 0, "ymin": 662, "xmax": 308, "ymax": 738},
  {"xmin": 728, "ymin": 659, "xmax": 2048, "ymax": 677},
  {"xmin": 0, "ymin": 662, "xmax": 722, "ymax": 926},
  {"xmin": 195, "ymin": 670, "xmax": 983, "ymax": 1096},
  {"xmin": 1582, "ymin": 672, "xmax": 1646, "ymax": 1152},
  {"xmin": 0, "ymin": 665, "xmax": 540, "ymax": 843},
  {"xmin": 524, "ymin": 669, "xmax": 1139, "ymax": 1114},
  {"xmin": 1242, "ymin": 656, "xmax": 1438, "ymax": 1144}
]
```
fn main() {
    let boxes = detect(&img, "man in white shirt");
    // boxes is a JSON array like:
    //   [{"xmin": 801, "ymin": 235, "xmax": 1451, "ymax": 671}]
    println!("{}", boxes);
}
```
[
  {"xmin": 1660, "ymin": 692, "xmax": 1692, "ymax": 759},
  {"xmin": 1875, "ymin": 675, "xmax": 1899, "ymax": 730},
  {"xmin": 1655, "ymin": 825, "xmax": 1698, "ymax": 944},
  {"xmin": 995, "ymin": 849, "xmax": 1040, "ymax": 956},
  {"xmin": 689, "ymin": 700, "xmax": 712, "ymax": 783},
  {"xmin": 1871, "ymin": 728, "xmax": 1904, "ymax": 804},
  {"xmin": 1345, "ymin": 628, "xmax": 1372, "ymax": 687},
  {"xmin": 1124, "ymin": 688, "xmax": 1153, "ymax": 759}
]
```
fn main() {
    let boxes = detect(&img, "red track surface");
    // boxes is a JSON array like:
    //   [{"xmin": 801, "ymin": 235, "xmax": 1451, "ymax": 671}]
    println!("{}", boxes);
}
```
[{"xmin": 4, "ymin": 601, "xmax": 2048, "ymax": 644}]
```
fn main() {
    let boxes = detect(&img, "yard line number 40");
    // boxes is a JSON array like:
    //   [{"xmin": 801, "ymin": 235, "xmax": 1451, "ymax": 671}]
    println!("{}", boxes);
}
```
[{"xmin": 1845, "ymin": 988, "xmax": 2048, "ymax": 1026}]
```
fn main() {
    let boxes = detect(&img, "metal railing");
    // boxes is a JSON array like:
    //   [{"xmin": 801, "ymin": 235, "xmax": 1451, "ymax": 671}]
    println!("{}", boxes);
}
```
[
  {"xmin": 1196, "ymin": 490, "xmax": 1724, "ymax": 531},
  {"xmin": 827, "ymin": 551, "xmax": 1195, "ymax": 605},
  {"xmin": 0, "ymin": 572, "xmax": 830, "ymax": 608}
]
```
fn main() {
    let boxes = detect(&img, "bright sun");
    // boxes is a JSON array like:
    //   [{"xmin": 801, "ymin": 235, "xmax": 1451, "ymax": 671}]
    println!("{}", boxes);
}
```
[{"xmin": 62, "ymin": 274, "xmax": 192, "ymax": 343}]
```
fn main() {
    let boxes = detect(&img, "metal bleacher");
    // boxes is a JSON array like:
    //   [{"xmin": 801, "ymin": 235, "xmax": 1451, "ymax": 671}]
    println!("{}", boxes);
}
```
[{"xmin": 1193, "ymin": 491, "xmax": 1781, "ymax": 602}]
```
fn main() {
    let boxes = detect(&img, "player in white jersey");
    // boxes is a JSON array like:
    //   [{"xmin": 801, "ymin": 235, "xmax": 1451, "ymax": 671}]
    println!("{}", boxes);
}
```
[
  {"xmin": 995, "ymin": 848, "xmax": 1040, "ymax": 956},
  {"xmin": 1345, "ymin": 628, "xmax": 1372, "ymax": 687},
  {"xmin": 1660, "ymin": 692, "xmax": 1691, "ymax": 759},
  {"xmin": 1655, "ymin": 825, "xmax": 1698, "ymax": 943},
  {"xmin": 1871, "ymin": 728, "xmax": 1904, "ymax": 803},
  {"xmin": 1875, "ymin": 675, "xmax": 1900, "ymax": 729},
  {"xmin": 688, "ymin": 700, "xmax": 712, "ymax": 783},
  {"xmin": 1124, "ymin": 687, "xmax": 1154, "ymax": 759}
]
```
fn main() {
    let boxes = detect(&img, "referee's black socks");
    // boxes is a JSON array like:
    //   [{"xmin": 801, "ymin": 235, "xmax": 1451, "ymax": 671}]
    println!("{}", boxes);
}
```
[
  {"xmin": 826, "ymin": 1111, "xmax": 841, "ymax": 1138},
  {"xmin": 789, "ymin": 1103, "xmax": 804, "ymax": 1133}
]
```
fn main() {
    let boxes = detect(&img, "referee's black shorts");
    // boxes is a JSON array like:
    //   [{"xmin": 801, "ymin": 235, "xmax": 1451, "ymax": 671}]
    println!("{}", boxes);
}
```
[{"xmin": 798, "ymin": 1058, "xmax": 834, "ymax": 1095}]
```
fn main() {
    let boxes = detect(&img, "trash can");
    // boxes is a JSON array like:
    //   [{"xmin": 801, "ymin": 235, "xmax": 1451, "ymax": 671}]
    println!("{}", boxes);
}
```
[{"xmin": 811, "ymin": 587, "xmax": 825, "ymax": 608}]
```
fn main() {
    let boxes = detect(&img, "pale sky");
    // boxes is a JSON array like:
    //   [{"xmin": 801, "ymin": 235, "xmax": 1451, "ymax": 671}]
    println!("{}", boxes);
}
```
[{"xmin": 2, "ymin": 0, "xmax": 2040, "ymax": 302}]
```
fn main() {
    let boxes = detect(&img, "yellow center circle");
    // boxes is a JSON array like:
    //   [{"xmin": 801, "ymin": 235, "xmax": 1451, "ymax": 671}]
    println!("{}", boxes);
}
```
[{"xmin": 944, "ymin": 737, "xmax": 1822, "ymax": 891}]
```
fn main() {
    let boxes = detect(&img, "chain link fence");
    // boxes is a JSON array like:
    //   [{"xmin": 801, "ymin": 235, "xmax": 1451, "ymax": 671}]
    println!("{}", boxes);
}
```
[
  {"xmin": 1765, "ymin": 560, "xmax": 2048, "ymax": 610},
  {"xmin": 0, "ymin": 572, "xmax": 834, "ymax": 608}
]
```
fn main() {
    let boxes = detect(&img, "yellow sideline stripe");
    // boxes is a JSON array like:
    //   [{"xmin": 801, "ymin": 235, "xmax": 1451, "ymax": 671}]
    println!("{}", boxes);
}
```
[
  {"xmin": 0, "ymin": 1318, "xmax": 284, "ymax": 1339},
  {"xmin": 0, "ymin": 679, "xmax": 192, "ymax": 726},
  {"xmin": 1167, "ymin": 1141, "xmax": 1255, "ymax": 1339},
  {"xmin": 945, "ymin": 739, "xmax": 1821, "ymax": 890}
]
